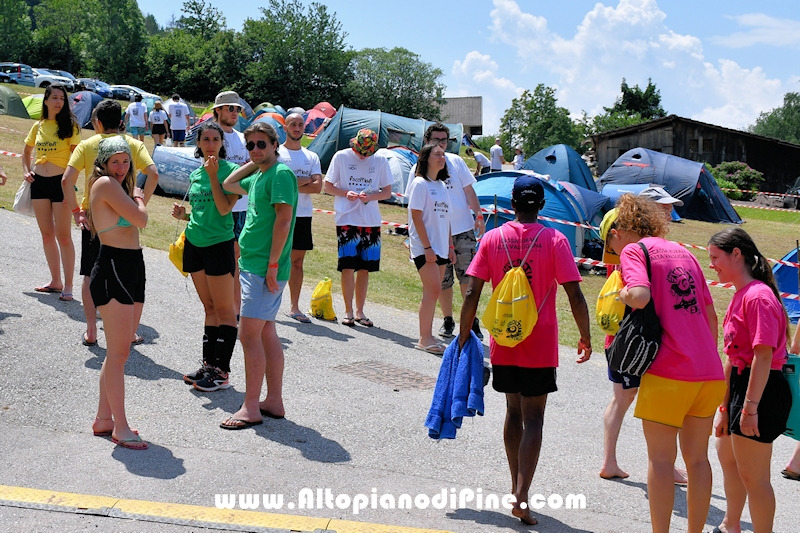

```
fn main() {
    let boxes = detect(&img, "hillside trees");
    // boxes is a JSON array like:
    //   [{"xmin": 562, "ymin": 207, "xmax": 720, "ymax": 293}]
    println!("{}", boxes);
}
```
[
  {"xmin": 83, "ymin": 0, "xmax": 148, "ymax": 84},
  {"xmin": 749, "ymin": 92, "xmax": 800, "ymax": 144},
  {"xmin": 29, "ymin": 0, "xmax": 86, "ymax": 72},
  {"xmin": 0, "ymin": 0, "xmax": 31, "ymax": 60}
]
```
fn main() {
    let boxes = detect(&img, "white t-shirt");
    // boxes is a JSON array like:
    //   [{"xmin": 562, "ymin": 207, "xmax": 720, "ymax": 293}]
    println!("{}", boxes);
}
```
[
  {"xmin": 149, "ymin": 109, "xmax": 167, "ymax": 125},
  {"xmin": 490, "ymin": 144, "xmax": 503, "ymax": 169},
  {"xmin": 513, "ymin": 153, "xmax": 524, "ymax": 170},
  {"xmin": 278, "ymin": 145, "xmax": 321, "ymax": 218},
  {"xmin": 407, "ymin": 176, "xmax": 450, "ymax": 258},
  {"xmin": 474, "ymin": 152, "xmax": 490, "ymax": 167},
  {"xmin": 222, "ymin": 128, "xmax": 249, "ymax": 212},
  {"xmin": 126, "ymin": 102, "xmax": 147, "ymax": 127},
  {"xmin": 168, "ymin": 102, "xmax": 190, "ymax": 130},
  {"xmin": 324, "ymin": 149, "xmax": 393, "ymax": 227},
  {"xmin": 407, "ymin": 153, "xmax": 476, "ymax": 235}
]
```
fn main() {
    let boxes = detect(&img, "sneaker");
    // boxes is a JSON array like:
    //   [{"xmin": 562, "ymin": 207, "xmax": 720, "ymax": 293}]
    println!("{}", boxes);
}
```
[
  {"xmin": 183, "ymin": 362, "xmax": 211, "ymax": 385},
  {"xmin": 193, "ymin": 367, "xmax": 230, "ymax": 392},
  {"xmin": 438, "ymin": 316, "xmax": 456, "ymax": 338},
  {"xmin": 472, "ymin": 317, "xmax": 484, "ymax": 341}
]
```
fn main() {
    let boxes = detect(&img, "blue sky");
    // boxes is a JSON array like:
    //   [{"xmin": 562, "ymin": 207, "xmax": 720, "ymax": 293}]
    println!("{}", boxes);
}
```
[{"xmin": 138, "ymin": 0, "xmax": 800, "ymax": 134}]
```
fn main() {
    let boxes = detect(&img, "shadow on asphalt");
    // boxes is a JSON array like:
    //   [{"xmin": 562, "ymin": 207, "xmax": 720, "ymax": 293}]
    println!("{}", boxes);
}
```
[
  {"xmin": 84, "ymin": 346, "xmax": 185, "ymax": 382},
  {"xmin": 446, "ymin": 507, "xmax": 594, "ymax": 532},
  {"xmin": 276, "ymin": 318, "xmax": 357, "ymax": 342},
  {"xmin": 253, "ymin": 418, "xmax": 351, "ymax": 463},
  {"xmin": 111, "ymin": 441, "xmax": 187, "ymax": 479},
  {"xmin": 24, "ymin": 291, "xmax": 85, "ymax": 322},
  {"xmin": 0, "ymin": 312, "xmax": 22, "ymax": 334},
  {"xmin": 329, "ymin": 321, "xmax": 419, "ymax": 349}
]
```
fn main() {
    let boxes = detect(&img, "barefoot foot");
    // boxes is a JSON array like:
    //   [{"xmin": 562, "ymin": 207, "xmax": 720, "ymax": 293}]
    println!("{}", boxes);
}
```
[
  {"xmin": 673, "ymin": 466, "xmax": 688, "ymax": 485},
  {"xmin": 511, "ymin": 505, "xmax": 538, "ymax": 525},
  {"xmin": 599, "ymin": 466, "xmax": 630, "ymax": 479}
]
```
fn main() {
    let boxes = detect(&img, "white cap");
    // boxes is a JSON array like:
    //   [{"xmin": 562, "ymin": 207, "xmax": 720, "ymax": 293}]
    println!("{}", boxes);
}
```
[{"xmin": 639, "ymin": 186, "xmax": 683, "ymax": 207}]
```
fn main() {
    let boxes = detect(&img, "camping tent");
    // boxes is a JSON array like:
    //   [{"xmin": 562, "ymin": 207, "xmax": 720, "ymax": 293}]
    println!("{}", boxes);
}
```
[
  {"xmin": 303, "ymin": 108, "xmax": 328, "ymax": 135},
  {"xmin": 375, "ymin": 147, "xmax": 418, "ymax": 206},
  {"xmin": 308, "ymin": 106, "xmax": 464, "ymax": 171},
  {"xmin": 251, "ymin": 115, "xmax": 286, "ymax": 144},
  {"xmin": 597, "ymin": 147, "xmax": 742, "ymax": 224},
  {"xmin": 473, "ymin": 171, "xmax": 608, "ymax": 256},
  {"xmin": 70, "ymin": 91, "xmax": 104, "ymax": 129},
  {"xmin": 0, "ymin": 86, "xmax": 28, "ymax": 118},
  {"xmin": 601, "ymin": 182, "xmax": 681, "ymax": 222},
  {"xmin": 22, "ymin": 94, "xmax": 43, "ymax": 120},
  {"xmin": 521, "ymin": 144, "xmax": 597, "ymax": 191},
  {"xmin": 313, "ymin": 101, "xmax": 336, "ymax": 118},
  {"xmin": 143, "ymin": 146, "xmax": 201, "ymax": 196},
  {"xmin": 772, "ymin": 248, "xmax": 800, "ymax": 324}
]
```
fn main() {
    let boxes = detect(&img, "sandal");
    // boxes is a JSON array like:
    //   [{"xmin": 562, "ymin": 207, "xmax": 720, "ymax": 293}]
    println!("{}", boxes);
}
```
[
  {"xmin": 342, "ymin": 317, "xmax": 355, "ymax": 327},
  {"xmin": 414, "ymin": 342, "xmax": 446, "ymax": 355},
  {"xmin": 287, "ymin": 312, "xmax": 311, "ymax": 324},
  {"xmin": 82, "ymin": 332, "xmax": 97, "ymax": 346},
  {"xmin": 35, "ymin": 285, "xmax": 62, "ymax": 293},
  {"xmin": 58, "ymin": 292, "xmax": 74, "ymax": 302},
  {"xmin": 354, "ymin": 317, "xmax": 373, "ymax": 327},
  {"xmin": 131, "ymin": 333, "xmax": 144, "ymax": 345}
]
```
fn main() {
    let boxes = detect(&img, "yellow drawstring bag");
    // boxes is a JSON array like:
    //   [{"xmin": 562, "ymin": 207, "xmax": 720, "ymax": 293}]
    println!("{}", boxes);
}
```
[
  {"xmin": 169, "ymin": 231, "xmax": 188, "ymax": 277},
  {"xmin": 481, "ymin": 226, "xmax": 551, "ymax": 347},
  {"xmin": 309, "ymin": 277, "xmax": 336, "ymax": 321},
  {"xmin": 596, "ymin": 270, "xmax": 625, "ymax": 335}
]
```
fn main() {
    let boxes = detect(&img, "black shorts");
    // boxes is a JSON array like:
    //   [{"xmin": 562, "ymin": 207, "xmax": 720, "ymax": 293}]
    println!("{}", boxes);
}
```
[
  {"xmin": 151, "ymin": 124, "xmax": 167, "ymax": 135},
  {"xmin": 30, "ymin": 173, "xmax": 64, "ymax": 202},
  {"xmin": 492, "ymin": 365, "xmax": 557, "ymax": 397},
  {"xmin": 292, "ymin": 216, "xmax": 313, "ymax": 251},
  {"xmin": 183, "ymin": 237, "xmax": 235, "ymax": 276},
  {"xmin": 413, "ymin": 254, "xmax": 449, "ymax": 271},
  {"xmin": 728, "ymin": 367, "xmax": 792, "ymax": 443},
  {"xmin": 80, "ymin": 228, "xmax": 101, "ymax": 276},
  {"xmin": 479, "ymin": 167, "xmax": 490, "ymax": 175},
  {"xmin": 172, "ymin": 129, "xmax": 186, "ymax": 142},
  {"xmin": 90, "ymin": 245, "xmax": 146, "ymax": 307},
  {"xmin": 232, "ymin": 211, "xmax": 246, "ymax": 240},
  {"xmin": 607, "ymin": 349, "xmax": 641, "ymax": 389}
]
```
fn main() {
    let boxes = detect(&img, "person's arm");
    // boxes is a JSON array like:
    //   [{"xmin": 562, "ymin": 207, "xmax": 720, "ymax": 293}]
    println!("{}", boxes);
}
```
[
  {"xmin": 411, "ymin": 209, "xmax": 436, "ymax": 265},
  {"xmin": 144, "ymin": 110, "xmax": 149, "ymax": 132},
  {"xmin": 619, "ymin": 285, "xmax": 651, "ymax": 309},
  {"xmin": 791, "ymin": 323, "xmax": 800, "ymax": 354},
  {"xmin": 97, "ymin": 178, "xmax": 148, "ymax": 228},
  {"xmin": 463, "ymin": 184, "xmax": 485, "ymax": 238},
  {"xmin": 184, "ymin": 107, "xmax": 190, "ymax": 129},
  {"xmin": 366, "ymin": 185, "xmax": 392, "ymax": 202},
  {"xmin": 22, "ymin": 145, "xmax": 35, "ymax": 182},
  {"xmin": 222, "ymin": 164, "xmax": 254, "ymax": 196},
  {"xmin": 706, "ymin": 302, "xmax": 718, "ymax": 340},
  {"xmin": 265, "ymin": 202, "xmax": 293, "ymax": 293},
  {"xmin": 62, "ymin": 165, "xmax": 86, "ymax": 227},
  {"xmin": 563, "ymin": 281, "xmax": 592, "ymax": 362},
  {"xmin": 714, "ymin": 358, "xmax": 733, "ymax": 437},
  {"xmin": 140, "ymin": 164, "xmax": 159, "ymax": 205},
  {"xmin": 323, "ymin": 180, "xmax": 360, "ymax": 201},
  {"xmin": 458, "ymin": 276, "xmax": 486, "ymax": 348},
  {"xmin": 207, "ymin": 158, "xmax": 238, "ymax": 216},
  {"xmin": 298, "ymin": 173, "xmax": 323, "ymax": 194},
  {"xmin": 739, "ymin": 344, "xmax": 774, "ymax": 438}
]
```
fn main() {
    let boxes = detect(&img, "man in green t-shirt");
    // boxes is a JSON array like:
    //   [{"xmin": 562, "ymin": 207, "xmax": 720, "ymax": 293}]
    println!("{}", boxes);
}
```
[{"xmin": 221, "ymin": 122, "xmax": 297, "ymax": 429}]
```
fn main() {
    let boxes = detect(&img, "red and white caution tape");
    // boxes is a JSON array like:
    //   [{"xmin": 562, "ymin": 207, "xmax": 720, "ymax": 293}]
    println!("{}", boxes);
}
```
[
  {"xmin": 734, "ymin": 203, "xmax": 800, "ymax": 214},
  {"xmin": 0, "ymin": 150, "xmax": 23, "ymax": 158},
  {"xmin": 721, "ymin": 187, "xmax": 800, "ymax": 200},
  {"xmin": 0, "ymin": 126, "xmax": 26, "ymax": 135}
]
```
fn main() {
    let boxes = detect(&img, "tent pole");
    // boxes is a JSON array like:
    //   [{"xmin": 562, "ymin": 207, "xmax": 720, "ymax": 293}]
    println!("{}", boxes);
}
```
[{"xmin": 494, "ymin": 194, "xmax": 498, "ymax": 228}]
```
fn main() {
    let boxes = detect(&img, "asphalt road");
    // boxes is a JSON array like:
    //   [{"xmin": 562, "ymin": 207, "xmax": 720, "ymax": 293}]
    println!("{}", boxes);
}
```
[{"xmin": 0, "ymin": 207, "xmax": 797, "ymax": 532}]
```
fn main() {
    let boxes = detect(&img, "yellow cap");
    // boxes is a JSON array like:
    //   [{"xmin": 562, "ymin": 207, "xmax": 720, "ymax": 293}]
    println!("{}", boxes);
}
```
[{"xmin": 599, "ymin": 208, "xmax": 620, "ymax": 265}]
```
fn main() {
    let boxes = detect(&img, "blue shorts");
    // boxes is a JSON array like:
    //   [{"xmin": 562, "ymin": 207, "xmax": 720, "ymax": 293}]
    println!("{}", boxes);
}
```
[
  {"xmin": 240, "ymin": 271, "xmax": 286, "ymax": 321},
  {"xmin": 232, "ymin": 211, "xmax": 247, "ymax": 240},
  {"xmin": 172, "ymin": 129, "xmax": 186, "ymax": 142},
  {"xmin": 336, "ymin": 225, "xmax": 381, "ymax": 272},
  {"xmin": 128, "ymin": 126, "xmax": 146, "ymax": 137}
]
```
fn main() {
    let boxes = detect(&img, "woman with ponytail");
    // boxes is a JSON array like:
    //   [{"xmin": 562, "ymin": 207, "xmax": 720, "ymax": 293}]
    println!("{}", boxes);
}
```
[{"xmin": 708, "ymin": 227, "xmax": 792, "ymax": 533}]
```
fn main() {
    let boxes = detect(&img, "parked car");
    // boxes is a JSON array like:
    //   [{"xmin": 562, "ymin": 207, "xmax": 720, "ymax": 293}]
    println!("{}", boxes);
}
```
[
  {"xmin": 0, "ymin": 62, "xmax": 35, "ymax": 86},
  {"xmin": 0, "ymin": 72, "xmax": 12, "ymax": 83},
  {"xmin": 50, "ymin": 70, "xmax": 84, "ymax": 91},
  {"xmin": 109, "ymin": 84, "xmax": 160, "ymax": 101},
  {"xmin": 109, "ymin": 85, "xmax": 134, "ymax": 100},
  {"xmin": 77, "ymin": 78, "xmax": 96, "ymax": 92},
  {"xmin": 32, "ymin": 68, "xmax": 75, "ymax": 91},
  {"xmin": 91, "ymin": 79, "xmax": 114, "ymax": 98}
]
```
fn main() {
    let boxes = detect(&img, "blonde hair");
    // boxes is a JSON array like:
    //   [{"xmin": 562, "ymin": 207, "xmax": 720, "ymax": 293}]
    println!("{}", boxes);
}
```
[
  {"xmin": 86, "ymin": 157, "xmax": 135, "ymax": 236},
  {"xmin": 614, "ymin": 193, "xmax": 669, "ymax": 239}
]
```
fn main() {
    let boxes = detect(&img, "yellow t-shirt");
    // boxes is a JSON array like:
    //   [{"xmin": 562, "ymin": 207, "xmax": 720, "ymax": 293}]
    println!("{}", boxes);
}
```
[
  {"xmin": 68, "ymin": 133, "xmax": 155, "ymax": 210},
  {"xmin": 24, "ymin": 120, "xmax": 81, "ymax": 168}
]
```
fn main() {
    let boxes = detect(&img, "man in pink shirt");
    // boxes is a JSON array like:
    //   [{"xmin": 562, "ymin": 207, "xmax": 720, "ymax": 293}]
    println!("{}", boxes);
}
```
[{"xmin": 457, "ymin": 176, "xmax": 592, "ymax": 526}]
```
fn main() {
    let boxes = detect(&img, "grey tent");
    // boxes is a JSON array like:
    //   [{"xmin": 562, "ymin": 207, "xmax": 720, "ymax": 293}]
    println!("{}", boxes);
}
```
[{"xmin": 0, "ymin": 85, "xmax": 28, "ymax": 118}]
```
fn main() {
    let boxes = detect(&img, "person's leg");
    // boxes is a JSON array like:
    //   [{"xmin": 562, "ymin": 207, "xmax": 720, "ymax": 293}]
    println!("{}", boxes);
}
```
[
  {"xmin": 439, "ymin": 287, "xmax": 454, "ymax": 318},
  {"xmin": 189, "ymin": 270, "xmax": 220, "ymax": 368},
  {"xmin": 732, "ymin": 435, "xmax": 775, "ymax": 533},
  {"xmin": 503, "ymin": 393, "xmax": 523, "ymax": 496},
  {"xmin": 258, "ymin": 320, "xmax": 285, "ymax": 417},
  {"xmin": 678, "ymin": 415, "xmax": 715, "ymax": 533},
  {"xmin": 52, "ymin": 201, "xmax": 74, "ymax": 296},
  {"xmin": 715, "ymin": 435, "xmax": 745, "ymax": 533},
  {"xmin": 417, "ymin": 262, "xmax": 444, "ymax": 347},
  {"xmin": 288, "ymin": 249, "xmax": 306, "ymax": 316},
  {"xmin": 354, "ymin": 270, "xmax": 369, "ymax": 320},
  {"xmin": 786, "ymin": 441, "xmax": 800, "ymax": 475},
  {"xmin": 511, "ymin": 394, "xmax": 548, "ymax": 526},
  {"xmin": 82, "ymin": 276, "xmax": 97, "ymax": 341},
  {"xmin": 205, "ymin": 272, "xmax": 237, "ymax": 376},
  {"xmin": 340, "ymin": 269, "xmax": 355, "ymax": 319},
  {"xmin": 600, "ymin": 383, "xmax": 638, "ymax": 479},
  {"xmin": 32, "ymin": 199, "xmax": 62, "ymax": 289},
  {"xmin": 642, "ymin": 420, "xmax": 680, "ymax": 533},
  {"xmin": 233, "ymin": 240, "xmax": 242, "ymax": 317},
  {"xmin": 229, "ymin": 317, "xmax": 266, "ymax": 422}
]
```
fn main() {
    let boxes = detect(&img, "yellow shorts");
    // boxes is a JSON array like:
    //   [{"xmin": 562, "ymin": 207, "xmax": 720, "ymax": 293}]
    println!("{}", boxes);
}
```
[{"xmin": 634, "ymin": 374, "xmax": 726, "ymax": 428}]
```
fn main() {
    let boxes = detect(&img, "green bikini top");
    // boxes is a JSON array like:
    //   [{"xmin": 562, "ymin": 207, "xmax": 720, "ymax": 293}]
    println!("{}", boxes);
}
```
[{"xmin": 96, "ymin": 216, "xmax": 132, "ymax": 234}]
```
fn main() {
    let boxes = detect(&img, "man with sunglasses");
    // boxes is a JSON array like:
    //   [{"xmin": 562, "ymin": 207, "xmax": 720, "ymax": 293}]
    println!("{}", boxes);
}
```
[
  {"xmin": 222, "ymin": 122, "xmax": 297, "ymax": 428},
  {"xmin": 407, "ymin": 123, "xmax": 486, "ymax": 340}
]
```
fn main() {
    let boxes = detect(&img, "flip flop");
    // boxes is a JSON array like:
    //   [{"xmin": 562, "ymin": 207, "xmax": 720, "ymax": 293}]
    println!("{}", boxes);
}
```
[
  {"xmin": 782, "ymin": 468, "xmax": 800, "ymax": 481},
  {"xmin": 220, "ymin": 417, "xmax": 263, "ymax": 430},
  {"xmin": 58, "ymin": 292, "xmax": 74, "ymax": 302},
  {"xmin": 342, "ymin": 317, "xmax": 355, "ymax": 327},
  {"xmin": 35, "ymin": 285, "xmax": 62, "ymax": 293},
  {"xmin": 131, "ymin": 333, "xmax": 144, "ymax": 345},
  {"xmin": 82, "ymin": 333, "xmax": 97, "ymax": 346},
  {"xmin": 259, "ymin": 408, "xmax": 285, "ymax": 420},
  {"xmin": 94, "ymin": 428, "xmax": 138, "ymax": 437},
  {"xmin": 111, "ymin": 435, "xmax": 148, "ymax": 450},
  {"xmin": 414, "ymin": 343, "xmax": 446, "ymax": 355},
  {"xmin": 287, "ymin": 312, "xmax": 311, "ymax": 324},
  {"xmin": 355, "ymin": 317, "xmax": 373, "ymax": 327}
]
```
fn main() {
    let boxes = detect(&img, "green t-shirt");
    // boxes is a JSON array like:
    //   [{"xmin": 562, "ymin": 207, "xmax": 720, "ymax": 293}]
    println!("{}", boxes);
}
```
[
  {"xmin": 185, "ymin": 160, "xmax": 239, "ymax": 247},
  {"xmin": 238, "ymin": 162, "xmax": 298, "ymax": 279}
]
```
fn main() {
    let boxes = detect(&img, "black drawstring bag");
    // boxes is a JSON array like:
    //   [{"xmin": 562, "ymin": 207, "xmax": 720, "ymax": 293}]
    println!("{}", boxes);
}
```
[{"xmin": 607, "ymin": 242, "xmax": 662, "ymax": 377}]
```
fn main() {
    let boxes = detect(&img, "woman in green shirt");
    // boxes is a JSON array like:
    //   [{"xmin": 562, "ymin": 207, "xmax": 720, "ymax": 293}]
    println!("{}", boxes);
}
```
[{"xmin": 171, "ymin": 121, "xmax": 240, "ymax": 393}]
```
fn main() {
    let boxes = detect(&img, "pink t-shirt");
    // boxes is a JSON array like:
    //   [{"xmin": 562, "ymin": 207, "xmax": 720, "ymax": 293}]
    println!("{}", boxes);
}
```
[
  {"xmin": 620, "ymin": 237, "xmax": 723, "ymax": 382},
  {"xmin": 467, "ymin": 221, "xmax": 581, "ymax": 368},
  {"xmin": 723, "ymin": 280, "xmax": 788, "ymax": 372}
]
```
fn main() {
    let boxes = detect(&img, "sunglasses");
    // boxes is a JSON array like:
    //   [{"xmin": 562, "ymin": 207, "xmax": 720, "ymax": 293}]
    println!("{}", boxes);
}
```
[
  {"xmin": 246, "ymin": 140, "xmax": 269, "ymax": 151},
  {"xmin": 223, "ymin": 105, "xmax": 240, "ymax": 113},
  {"xmin": 429, "ymin": 137, "xmax": 448, "ymax": 146}
]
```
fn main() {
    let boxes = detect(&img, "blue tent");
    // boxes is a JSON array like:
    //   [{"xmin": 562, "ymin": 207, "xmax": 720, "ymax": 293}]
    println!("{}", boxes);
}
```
[
  {"xmin": 308, "ymin": 106, "xmax": 463, "ymax": 172},
  {"xmin": 377, "ymin": 147, "xmax": 418, "ymax": 206},
  {"xmin": 597, "ymin": 147, "xmax": 742, "ymax": 224},
  {"xmin": 772, "ymin": 248, "xmax": 800, "ymax": 324},
  {"xmin": 70, "ymin": 91, "xmax": 103, "ymax": 129},
  {"xmin": 473, "ymin": 172, "xmax": 608, "ymax": 256},
  {"xmin": 521, "ymin": 144, "xmax": 597, "ymax": 191},
  {"xmin": 252, "ymin": 115, "xmax": 286, "ymax": 144}
]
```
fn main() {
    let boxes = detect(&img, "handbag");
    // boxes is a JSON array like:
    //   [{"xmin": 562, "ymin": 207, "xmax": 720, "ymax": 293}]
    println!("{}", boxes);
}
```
[
  {"xmin": 13, "ymin": 180, "xmax": 34, "ymax": 217},
  {"xmin": 606, "ymin": 242, "xmax": 662, "ymax": 377},
  {"xmin": 596, "ymin": 270, "xmax": 626, "ymax": 335},
  {"xmin": 309, "ymin": 277, "xmax": 337, "ymax": 321}
]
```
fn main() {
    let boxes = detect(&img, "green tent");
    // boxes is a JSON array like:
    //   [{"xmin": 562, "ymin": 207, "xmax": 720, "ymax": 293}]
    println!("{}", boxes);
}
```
[
  {"xmin": 0, "ymin": 86, "xmax": 29, "ymax": 118},
  {"xmin": 22, "ymin": 94, "xmax": 43, "ymax": 120}
]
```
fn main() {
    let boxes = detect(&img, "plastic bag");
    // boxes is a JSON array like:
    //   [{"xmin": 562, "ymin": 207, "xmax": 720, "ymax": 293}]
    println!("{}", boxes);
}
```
[
  {"xmin": 13, "ymin": 180, "xmax": 34, "ymax": 217},
  {"xmin": 169, "ymin": 231, "xmax": 188, "ymax": 277},
  {"xmin": 309, "ymin": 277, "xmax": 336, "ymax": 321},
  {"xmin": 596, "ymin": 270, "xmax": 626, "ymax": 335}
]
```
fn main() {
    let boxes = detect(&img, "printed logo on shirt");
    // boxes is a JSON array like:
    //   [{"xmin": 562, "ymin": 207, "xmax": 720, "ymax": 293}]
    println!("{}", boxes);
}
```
[
  {"xmin": 434, "ymin": 200, "xmax": 449, "ymax": 219},
  {"xmin": 369, "ymin": 167, "xmax": 375, "ymax": 174},
  {"xmin": 348, "ymin": 164, "xmax": 357, "ymax": 171},
  {"xmin": 666, "ymin": 266, "xmax": 699, "ymax": 314}
]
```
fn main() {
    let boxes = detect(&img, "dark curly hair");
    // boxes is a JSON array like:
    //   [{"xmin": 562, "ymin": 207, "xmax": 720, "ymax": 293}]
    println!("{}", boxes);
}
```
[
  {"xmin": 42, "ymin": 84, "xmax": 79, "ymax": 140},
  {"xmin": 193, "ymin": 121, "xmax": 227, "ymax": 160},
  {"xmin": 614, "ymin": 193, "xmax": 669, "ymax": 239}
]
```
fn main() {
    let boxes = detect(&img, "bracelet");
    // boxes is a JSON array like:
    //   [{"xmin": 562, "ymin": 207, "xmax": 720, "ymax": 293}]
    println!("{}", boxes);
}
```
[
  {"xmin": 424, "ymin": 246, "xmax": 432, "ymax": 250},
  {"xmin": 745, "ymin": 398, "xmax": 759, "ymax": 404},
  {"xmin": 449, "ymin": 246, "xmax": 455, "ymax": 249},
  {"xmin": 718, "ymin": 406, "xmax": 727, "ymax": 412},
  {"xmin": 268, "ymin": 263, "xmax": 279, "ymax": 269},
  {"xmin": 133, "ymin": 195, "xmax": 144, "ymax": 201},
  {"xmin": 741, "ymin": 410, "xmax": 758, "ymax": 416},
  {"xmin": 71, "ymin": 207, "xmax": 80, "ymax": 214}
]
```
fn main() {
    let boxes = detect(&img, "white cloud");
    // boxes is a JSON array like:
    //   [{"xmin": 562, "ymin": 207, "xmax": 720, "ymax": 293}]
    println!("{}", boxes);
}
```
[{"xmin": 712, "ymin": 14, "xmax": 800, "ymax": 48}]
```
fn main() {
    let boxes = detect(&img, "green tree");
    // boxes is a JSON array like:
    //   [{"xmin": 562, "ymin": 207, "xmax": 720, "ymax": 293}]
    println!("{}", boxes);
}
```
[
  {"xmin": 610, "ymin": 78, "xmax": 666, "ymax": 119},
  {"xmin": 143, "ymin": 13, "xmax": 163, "ymax": 35},
  {"xmin": 749, "ymin": 92, "xmax": 800, "ymax": 144},
  {"xmin": 83, "ymin": 0, "xmax": 148, "ymax": 83},
  {"xmin": 31, "ymin": 0, "xmax": 86, "ymax": 72},
  {"xmin": 176, "ymin": 0, "xmax": 224, "ymax": 39},
  {"xmin": 238, "ymin": 0, "xmax": 352, "ymax": 109},
  {"xmin": 499, "ymin": 84, "xmax": 580, "ymax": 158},
  {"xmin": 345, "ymin": 47, "xmax": 445, "ymax": 119},
  {"xmin": 0, "ymin": 0, "xmax": 31, "ymax": 60}
]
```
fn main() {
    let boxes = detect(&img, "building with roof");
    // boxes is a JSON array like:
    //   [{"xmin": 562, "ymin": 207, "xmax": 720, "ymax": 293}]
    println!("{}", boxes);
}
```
[{"xmin": 439, "ymin": 96, "xmax": 482, "ymax": 136}]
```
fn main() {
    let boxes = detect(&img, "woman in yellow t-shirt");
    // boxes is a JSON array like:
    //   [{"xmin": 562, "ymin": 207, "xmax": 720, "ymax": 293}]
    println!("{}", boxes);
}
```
[{"xmin": 22, "ymin": 84, "xmax": 81, "ymax": 300}]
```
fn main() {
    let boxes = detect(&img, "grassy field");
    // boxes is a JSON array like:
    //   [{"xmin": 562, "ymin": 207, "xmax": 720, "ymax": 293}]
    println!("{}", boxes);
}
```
[{"xmin": 1, "ymin": 111, "xmax": 797, "ymax": 351}]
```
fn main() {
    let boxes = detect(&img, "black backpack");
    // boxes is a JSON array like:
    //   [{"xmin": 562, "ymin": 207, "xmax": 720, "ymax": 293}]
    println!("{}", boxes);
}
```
[{"xmin": 606, "ymin": 242, "xmax": 662, "ymax": 377}]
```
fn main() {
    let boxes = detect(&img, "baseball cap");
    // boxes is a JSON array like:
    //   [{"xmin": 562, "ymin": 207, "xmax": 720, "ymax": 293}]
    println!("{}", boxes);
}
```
[
  {"xmin": 639, "ymin": 186, "xmax": 683, "ymax": 206},
  {"xmin": 350, "ymin": 129, "xmax": 378, "ymax": 157},
  {"xmin": 212, "ymin": 91, "xmax": 242, "ymax": 109},
  {"xmin": 511, "ymin": 176, "xmax": 545, "ymax": 210},
  {"xmin": 599, "ymin": 208, "xmax": 620, "ymax": 265}
]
